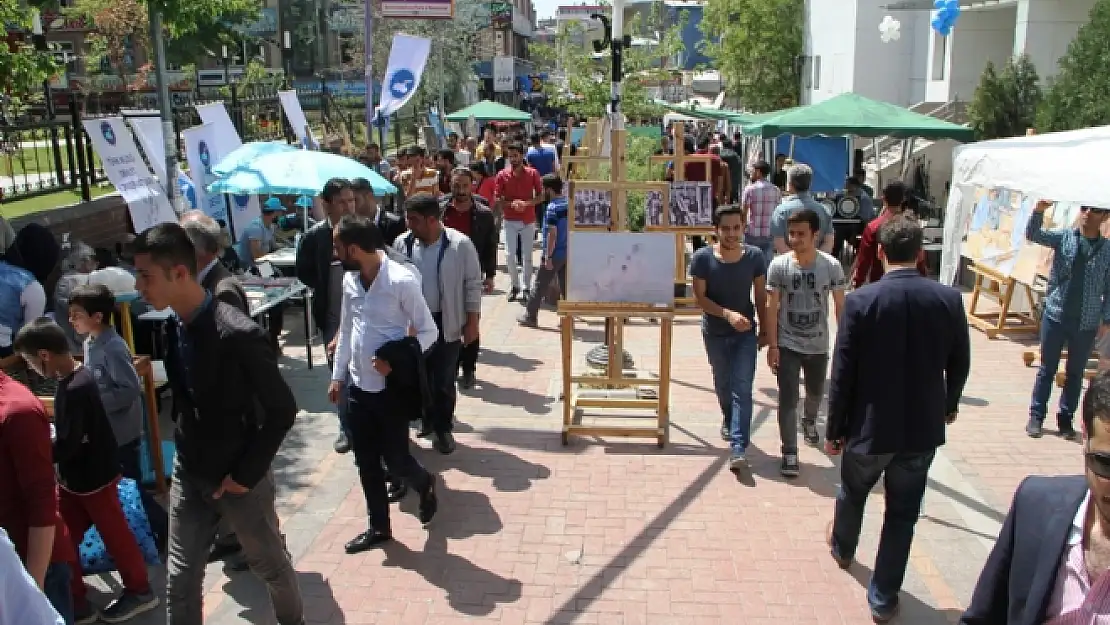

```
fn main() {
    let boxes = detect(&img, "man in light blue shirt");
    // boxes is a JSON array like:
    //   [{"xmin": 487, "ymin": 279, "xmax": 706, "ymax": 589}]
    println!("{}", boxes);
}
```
[
  {"xmin": 235, "ymin": 197, "xmax": 285, "ymax": 270},
  {"xmin": 0, "ymin": 528, "xmax": 64, "ymax": 625}
]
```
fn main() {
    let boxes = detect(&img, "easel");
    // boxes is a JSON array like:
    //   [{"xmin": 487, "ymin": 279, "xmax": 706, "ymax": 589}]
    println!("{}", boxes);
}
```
[
  {"xmin": 648, "ymin": 122, "xmax": 716, "ymax": 315},
  {"xmin": 558, "ymin": 127, "xmax": 675, "ymax": 448},
  {"xmin": 965, "ymin": 262, "xmax": 1040, "ymax": 339}
]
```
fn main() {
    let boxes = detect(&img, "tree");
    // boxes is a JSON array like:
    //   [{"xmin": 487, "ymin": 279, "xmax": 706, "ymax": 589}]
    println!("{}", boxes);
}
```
[
  {"xmin": 68, "ymin": 0, "xmax": 258, "ymax": 88},
  {"xmin": 527, "ymin": 7, "xmax": 685, "ymax": 120},
  {"xmin": 1037, "ymin": 0, "xmax": 1110, "ymax": 132},
  {"xmin": 0, "ymin": 1, "xmax": 59, "ymax": 105},
  {"xmin": 968, "ymin": 55, "xmax": 1041, "ymax": 140},
  {"xmin": 700, "ymin": 0, "xmax": 803, "ymax": 112}
]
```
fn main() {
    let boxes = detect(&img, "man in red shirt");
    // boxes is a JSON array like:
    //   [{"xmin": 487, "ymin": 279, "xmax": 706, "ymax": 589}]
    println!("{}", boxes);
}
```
[
  {"xmin": 0, "ymin": 370, "xmax": 77, "ymax": 622},
  {"xmin": 851, "ymin": 180, "xmax": 929, "ymax": 288},
  {"xmin": 493, "ymin": 142, "xmax": 543, "ymax": 302}
]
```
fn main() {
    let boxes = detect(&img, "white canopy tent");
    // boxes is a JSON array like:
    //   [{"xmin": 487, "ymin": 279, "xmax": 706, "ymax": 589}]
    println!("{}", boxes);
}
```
[{"xmin": 939, "ymin": 125, "xmax": 1110, "ymax": 285}]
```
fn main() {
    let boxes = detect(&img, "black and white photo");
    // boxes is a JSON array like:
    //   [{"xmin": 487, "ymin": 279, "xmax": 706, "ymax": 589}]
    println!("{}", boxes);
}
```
[
  {"xmin": 572, "ymin": 187, "xmax": 612, "ymax": 228},
  {"xmin": 669, "ymin": 182, "xmax": 714, "ymax": 228},
  {"xmin": 646, "ymin": 190, "xmax": 665, "ymax": 227}
]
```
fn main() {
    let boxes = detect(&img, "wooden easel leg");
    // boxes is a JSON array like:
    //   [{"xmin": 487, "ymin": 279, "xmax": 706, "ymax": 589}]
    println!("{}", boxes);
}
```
[
  {"xmin": 657, "ymin": 317, "xmax": 673, "ymax": 449},
  {"xmin": 560, "ymin": 315, "xmax": 573, "ymax": 446},
  {"xmin": 968, "ymin": 274, "xmax": 983, "ymax": 319},
  {"xmin": 142, "ymin": 371, "xmax": 168, "ymax": 494},
  {"xmin": 997, "ymin": 278, "xmax": 1017, "ymax": 335}
]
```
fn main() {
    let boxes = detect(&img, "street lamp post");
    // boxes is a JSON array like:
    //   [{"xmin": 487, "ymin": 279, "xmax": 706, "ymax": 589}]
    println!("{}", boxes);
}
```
[
  {"xmin": 283, "ymin": 30, "xmax": 294, "ymax": 87},
  {"xmin": 222, "ymin": 44, "xmax": 232, "ymax": 88}
]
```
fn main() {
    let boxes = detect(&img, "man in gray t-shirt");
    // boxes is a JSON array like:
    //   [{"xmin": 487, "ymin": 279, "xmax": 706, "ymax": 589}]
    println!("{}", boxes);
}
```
[{"xmin": 766, "ymin": 207, "xmax": 847, "ymax": 478}]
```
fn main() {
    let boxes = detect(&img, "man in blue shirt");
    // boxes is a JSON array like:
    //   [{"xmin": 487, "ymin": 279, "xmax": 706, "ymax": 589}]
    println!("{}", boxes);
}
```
[
  {"xmin": 769, "ymin": 163, "xmax": 834, "ymax": 257},
  {"xmin": 1026, "ymin": 200, "xmax": 1110, "ymax": 439},
  {"xmin": 519, "ymin": 174, "xmax": 568, "ymax": 327},
  {"xmin": 525, "ymin": 132, "xmax": 558, "ymax": 177},
  {"xmin": 235, "ymin": 197, "xmax": 285, "ymax": 270}
]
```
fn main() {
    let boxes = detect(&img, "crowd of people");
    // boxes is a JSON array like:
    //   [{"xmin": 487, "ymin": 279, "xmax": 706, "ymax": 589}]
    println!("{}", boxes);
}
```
[{"xmin": 0, "ymin": 116, "xmax": 1109, "ymax": 625}]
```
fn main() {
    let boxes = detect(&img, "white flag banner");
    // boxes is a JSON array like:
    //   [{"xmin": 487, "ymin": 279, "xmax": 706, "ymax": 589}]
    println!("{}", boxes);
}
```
[
  {"xmin": 82, "ymin": 117, "xmax": 176, "ymax": 233},
  {"xmin": 194, "ymin": 103, "xmax": 260, "ymax": 239},
  {"xmin": 128, "ymin": 116, "xmax": 166, "ymax": 182},
  {"xmin": 277, "ymin": 90, "xmax": 317, "ymax": 149},
  {"xmin": 375, "ymin": 33, "xmax": 432, "ymax": 121},
  {"xmin": 182, "ymin": 123, "xmax": 228, "ymax": 222},
  {"xmin": 176, "ymin": 166, "xmax": 199, "ymax": 211}
]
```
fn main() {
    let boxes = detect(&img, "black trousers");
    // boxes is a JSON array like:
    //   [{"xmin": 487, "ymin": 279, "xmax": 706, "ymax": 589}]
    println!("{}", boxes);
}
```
[
  {"xmin": 427, "ymin": 313, "xmax": 462, "ymax": 435},
  {"xmin": 458, "ymin": 337, "xmax": 479, "ymax": 376},
  {"xmin": 346, "ymin": 385, "xmax": 432, "ymax": 535},
  {"xmin": 267, "ymin": 305, "xmax": 284, "ymax": 351}
]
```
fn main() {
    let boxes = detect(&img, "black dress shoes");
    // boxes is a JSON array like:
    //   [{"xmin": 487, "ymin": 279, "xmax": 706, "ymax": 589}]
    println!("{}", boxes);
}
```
[
  {"xmin": 433, "ymin": 431, "xmax": 456, "ymax": 455},
  {"xmin": 344, "ymin": 530, "xmax": 392, "ymax": 554},
  {"xmin": 418, "ymin": 480, "xmax": 438, "ymax": 525},
  {"xmin": 387, "ymin": 481, "xmax": 408, "ymax": 503}
]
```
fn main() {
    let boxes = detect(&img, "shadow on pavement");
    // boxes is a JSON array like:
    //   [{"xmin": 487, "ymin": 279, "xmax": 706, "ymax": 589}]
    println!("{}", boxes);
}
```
[
  {"xmin": 477, "ymin": 347, "xmax": 544, "ymax": 373},
  {"xmin": 387, "ymin": 488, "xmax": 522, "ymax": 617},
  {"xmin": 459, "ymin": 378, "xmax": 553, "ymax": 415},
  {"xmin": 847, "ymin": 563, "xmax": 965, "ymax": 624},
  {"xmin": 423, "ymin": 442, "xmax": 552, "ymax": 492},
  {"xmin": 217, "ymin": 569, "xmax": 343, "ymax": 624}
]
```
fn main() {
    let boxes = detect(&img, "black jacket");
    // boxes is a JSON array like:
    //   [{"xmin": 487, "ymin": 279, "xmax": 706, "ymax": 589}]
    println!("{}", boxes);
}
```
[
  {"xmin": 377, "ymin": 210, "xmax": 406, "ymax": 247},
  {"xmin": 961, "ymin": 475, "xmax": 1087, "ymax": 625},
  {"xmin": 826, "ymin": 270, "xmax": 971, "ymax": 454},
  {"xmin": 164, "ymin": 297, "xmax": 297, "ymax": 490},
  {"xmin": 201, "ymin": 260, "xmax": 249, "ymax": 315},
  {"xmin": 439, "ymin": 195, "xmax": 498, "ymax": 280},
  {"xmin": 53, "ymin": 366, "xmax": 119, "ymax": 494},
  {"xmin": 375, "ymin": 336, "xmax": 432, "ymax": 422}
]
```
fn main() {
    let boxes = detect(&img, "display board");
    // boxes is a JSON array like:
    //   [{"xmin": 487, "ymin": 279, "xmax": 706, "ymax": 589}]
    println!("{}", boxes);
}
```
[
  {"xmin": 566, "ymin": 231, "xmax": 676, "ymax": 306},
  {"xmin": 962, "ymin": 186, "xmax": 1110, "ymax": 285}
]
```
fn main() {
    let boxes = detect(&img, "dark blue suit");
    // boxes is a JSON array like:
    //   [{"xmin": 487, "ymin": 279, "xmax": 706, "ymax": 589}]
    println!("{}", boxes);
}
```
[
  {"xmin": 826, "ymin": 268, "xmax": 971, "ymax": 615},
  {"xmin": 961, "ymin": 475, "xmax": 1087, "ymax": 625}
]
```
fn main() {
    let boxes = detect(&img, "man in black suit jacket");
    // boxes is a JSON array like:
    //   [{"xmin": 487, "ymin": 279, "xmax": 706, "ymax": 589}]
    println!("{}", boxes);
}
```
[
  {"xmin": 962, "ymin": 371, "xmax": 1110, "ymax": 625},
  {"xmin": 352, "ymin": 177, "xmax": 406, "ymax": 245},
  {"xmin": 825, "ymin": 215, "xmax": 971, "ymax": 623},
  {"xmin": 132, "ymin": 223, "xmax": 302, "ymax": 625},
  {"xmin": 181, "ymin": 211, "xmax": 249, "ymax": 314},
  {"xmin": 296, "ymin": 179, "xmax": 357, "ymax": 453}
]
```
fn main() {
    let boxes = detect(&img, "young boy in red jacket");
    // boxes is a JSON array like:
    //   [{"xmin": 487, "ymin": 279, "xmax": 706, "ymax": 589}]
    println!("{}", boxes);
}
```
[{"xmin": 14, "ymin": 318, "xmax": 158, "ymax": 624}]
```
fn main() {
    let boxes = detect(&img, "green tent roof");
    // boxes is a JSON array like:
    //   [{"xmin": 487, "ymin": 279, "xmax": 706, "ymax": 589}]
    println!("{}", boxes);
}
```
[
  {"xmin": 444, "ymin": 100, "xmax": 532, "ymax": 122},
  {"xmin": 740, "ymin": 93, "xmax": 974, "ymax": 141},
  {"xmin": 665, "ymin": 103, "xmax": 758, "ymax": 125}
]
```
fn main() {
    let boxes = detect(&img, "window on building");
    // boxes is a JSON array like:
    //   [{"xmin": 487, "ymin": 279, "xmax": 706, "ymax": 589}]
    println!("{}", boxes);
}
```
[
  {"xmin": 812, "ymin": 55, "xmax": 821, "ymax": 90},
  {"xmin": 801, "ymin": 56, "xmax": 812, "ymax": 89},
  {"xmin": 932, "ymin": 32, "xmax": 946, "ymax": 80}
]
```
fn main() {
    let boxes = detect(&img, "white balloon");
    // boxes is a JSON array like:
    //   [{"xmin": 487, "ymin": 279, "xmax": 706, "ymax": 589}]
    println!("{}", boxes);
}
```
[{"xmin": 878, "ymin": 15, "xmax": 901, "ymax": 43}]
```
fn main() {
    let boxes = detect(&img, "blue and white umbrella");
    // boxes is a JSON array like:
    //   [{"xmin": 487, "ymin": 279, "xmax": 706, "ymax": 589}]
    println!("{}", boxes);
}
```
[
  {"xmin": 207, "ymin": 150, "xmax": 398, "ymax": 197},
  {"xmin": 210, "ymin": 141, "xmax": 298, "ymax": 176}
]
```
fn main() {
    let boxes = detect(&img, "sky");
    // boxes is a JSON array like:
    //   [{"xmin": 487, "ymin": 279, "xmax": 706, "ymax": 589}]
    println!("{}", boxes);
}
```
[{"xmin": 534, "ymin": 0, "xmax": 562, "ymax": 20}]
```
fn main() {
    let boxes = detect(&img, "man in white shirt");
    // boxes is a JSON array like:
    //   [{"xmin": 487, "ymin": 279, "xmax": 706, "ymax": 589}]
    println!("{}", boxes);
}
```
[
  {"xmin": 0, "ymin": 528, "xmax": 64, "ymax": 625},
  {"xmin": 327, "ymin": 215, "xmax": 440, "ymax": 554}
]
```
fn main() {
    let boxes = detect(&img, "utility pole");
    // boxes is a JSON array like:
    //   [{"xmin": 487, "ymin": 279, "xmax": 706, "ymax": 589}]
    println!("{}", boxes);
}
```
[
  {"xmin": 150, "ymin": 5, "xmax": 177, "ymax": 208},
  {"xmin": 609, "ymin": 0, "xmax": 625, "ymax": 129}
]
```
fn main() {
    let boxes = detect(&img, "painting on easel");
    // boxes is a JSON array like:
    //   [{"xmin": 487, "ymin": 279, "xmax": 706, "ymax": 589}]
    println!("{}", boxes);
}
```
[
  {"xmin": 566, "ymin": 232, "xmax": 676, "ymax": 306},
  {"xmin": 571, "ymin": 187, "xmax": 612, "ymax": 228},
  {"xmin": 645, "ymin": 182, "xmax": 714, "ymax": 230}
]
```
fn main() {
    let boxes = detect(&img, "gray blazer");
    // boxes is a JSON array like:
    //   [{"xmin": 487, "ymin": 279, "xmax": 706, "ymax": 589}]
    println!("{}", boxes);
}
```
[{"xmin": 392, "ymin": 227, "xmax": 482, "ymax": 343}]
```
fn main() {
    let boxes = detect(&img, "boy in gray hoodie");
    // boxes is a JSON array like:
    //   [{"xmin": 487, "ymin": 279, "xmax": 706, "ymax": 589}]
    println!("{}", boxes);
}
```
[{"xmin": 68, "ymin": 283, "xmax": 168, "ymax": 552}]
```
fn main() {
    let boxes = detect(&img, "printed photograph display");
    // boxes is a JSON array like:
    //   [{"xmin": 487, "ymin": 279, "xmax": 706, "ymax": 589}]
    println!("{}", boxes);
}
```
[
  {"xmin": 646, "ymin": 182, "xmax": 714, "ymax": 228},
  {"xmin": 566, "ymin": 232, "xmax": 676, "ymax": 306},
  {"xmin": 572, "ymin": 187, "xmax": 612, "ymax": 228}
]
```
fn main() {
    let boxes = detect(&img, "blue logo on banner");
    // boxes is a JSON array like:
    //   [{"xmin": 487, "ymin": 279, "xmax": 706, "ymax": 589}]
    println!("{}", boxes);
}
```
[
  {"xmin": 388, "ymin": 69, "xmax": 416, "ymax": 99},
  {"xmin": 100, "ymin": 121, "xmax": 116, "ymax": 146},
  {"xmin": 233, "ymin": 195, "xmax": 251, "ymax": 212},
  {"xmin": 198, "ymin": 141, "xmax": 212, "ymax": 173}
]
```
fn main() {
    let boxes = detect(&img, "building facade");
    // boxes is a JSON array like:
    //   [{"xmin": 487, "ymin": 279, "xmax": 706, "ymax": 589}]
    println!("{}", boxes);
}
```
[{"xmin": 802, "ymin": 0, "xmax": 1097, "ymax": 108}]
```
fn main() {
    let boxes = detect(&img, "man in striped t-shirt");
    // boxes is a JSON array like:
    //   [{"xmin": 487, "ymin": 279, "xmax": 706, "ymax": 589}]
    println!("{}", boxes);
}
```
[{"xmin": 399, "ymin": 146, "xmax": 440, "ymax": 198}]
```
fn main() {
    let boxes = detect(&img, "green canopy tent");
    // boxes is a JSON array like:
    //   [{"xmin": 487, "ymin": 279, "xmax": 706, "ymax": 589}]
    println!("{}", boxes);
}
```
[
  {"xmin": 444, "ymin": 100, "xmax": 533, "ymax": 122},
  {"xmin": 740, "ymin": 92, "xmax": 974, "ymax": 141}
]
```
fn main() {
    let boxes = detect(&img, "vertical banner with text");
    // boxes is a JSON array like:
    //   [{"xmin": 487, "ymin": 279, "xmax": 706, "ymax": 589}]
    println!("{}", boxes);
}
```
[
  {"xmin": 195, "ymin": 103, "xmax": 261, "ymax": 239},
  {"xmin": 182, "ymin": 123, "xmax": 228, "ymax": 221},
  {"xmin": 82, "ymin": 117, "xmax": 176, "ymax": 233}
]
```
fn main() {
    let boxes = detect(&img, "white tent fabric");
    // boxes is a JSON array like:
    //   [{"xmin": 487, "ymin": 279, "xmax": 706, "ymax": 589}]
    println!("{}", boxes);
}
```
[{"xmin": 939, "ymin": 125, "xmax": 1110, "ymax": 285}]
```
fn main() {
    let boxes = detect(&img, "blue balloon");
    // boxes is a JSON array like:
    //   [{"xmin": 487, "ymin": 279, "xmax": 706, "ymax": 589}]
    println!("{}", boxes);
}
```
[
  {"xmin": 944, "ymin": 0, "xmax": 960, "ymax": 11},
  {"xmin": 933, "ymin": 0, "xmax": 945, "ymax": 7}
]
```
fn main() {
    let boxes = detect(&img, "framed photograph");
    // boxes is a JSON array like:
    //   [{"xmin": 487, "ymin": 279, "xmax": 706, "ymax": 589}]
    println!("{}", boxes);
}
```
[
  {"xmin": 571, "ymin": 185, "xmax": 613, "ymax": 229},
  {"xmin": 567, "ymin": 231, "xmax": 677, "ymax": 306},
  {"xmin": 646, "ymin": 182, "xmax": 714, "ymax": 231}
]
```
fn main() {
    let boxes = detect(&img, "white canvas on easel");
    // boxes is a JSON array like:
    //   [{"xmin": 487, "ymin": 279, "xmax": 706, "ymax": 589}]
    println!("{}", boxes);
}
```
[{"xmin": 566, "ymin": 231, "xmax": 675, "ymax": 306}]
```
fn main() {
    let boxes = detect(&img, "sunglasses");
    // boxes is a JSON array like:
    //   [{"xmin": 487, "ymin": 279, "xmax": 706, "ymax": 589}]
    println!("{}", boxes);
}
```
[
  {"xmin": 1086, "ymin": 447, "xmax": 1110, "ymax": 479},
  {"xmin": 1080, "ymin": 206, "xmax": 1109, "ymax": 215}
]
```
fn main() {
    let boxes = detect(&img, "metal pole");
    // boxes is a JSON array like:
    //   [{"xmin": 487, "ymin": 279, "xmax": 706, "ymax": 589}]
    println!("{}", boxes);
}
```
[
  {"xmin": 437, "ymin": 42, "xmax": 446, "ymax": 129},
  {"xmin": 150, "ymin": 6, "xmax": 177, "ymax": 207},
  {"xmin": 609, "ymin": 0, "xmax": 624, "ymax": 126}
]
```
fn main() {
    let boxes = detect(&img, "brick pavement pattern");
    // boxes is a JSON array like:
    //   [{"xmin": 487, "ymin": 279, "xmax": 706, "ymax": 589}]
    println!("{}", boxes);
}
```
[{"xmin": 90, "ymin": 254, "xmax": 1084, "ymax": 625}]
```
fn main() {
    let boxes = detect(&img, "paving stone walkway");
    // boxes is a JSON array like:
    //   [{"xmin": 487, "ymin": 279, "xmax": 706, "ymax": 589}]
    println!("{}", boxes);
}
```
[{"xmin": 88, "ymin": 255, "xmax": 1083, "ymax": 625}]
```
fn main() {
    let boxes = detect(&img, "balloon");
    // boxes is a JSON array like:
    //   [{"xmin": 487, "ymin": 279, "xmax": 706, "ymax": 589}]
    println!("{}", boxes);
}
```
[
  {"xmin": 933, "ymin": 0, "xmax": 945, "ymax": 7},
  {"xmin": 944, "ymin": 0, "xmax": 960, "ymax": 11}
]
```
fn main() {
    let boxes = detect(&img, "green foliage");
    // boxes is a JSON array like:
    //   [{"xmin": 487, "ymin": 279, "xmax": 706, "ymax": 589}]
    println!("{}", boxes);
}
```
[
  {"xmin": 700, "ymin": 0, "xmax": 803, "ymax": 112},
  {"xmin": 0, "ymin": 2, "xmax": 59, "ymax": 103},
  {"xmin": 527, "ymin": 9, "xmax": 685, "ymax": 120},
  {"xmin": 968, "ymin": 55, "xmax": 1041, "ymax": 140},
  {"xmin": 1037, "ymin": 0, "xmax": 1110, "ymax": 132},
  {"xmin": 624, "ymin": 135, "xmax": 660, "ymax": 231}
]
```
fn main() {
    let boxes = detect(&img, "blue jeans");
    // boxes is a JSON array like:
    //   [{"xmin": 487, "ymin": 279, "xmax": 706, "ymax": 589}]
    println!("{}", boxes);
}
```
[
  {"xmin": 324, "ymin": 321, "xmax": 350, "ymax": 436},
  {"xmin": 1030, "ymin": 315, "xmax": 1099, "ymax": 426},
  {"xmin": 830, "ymin": 449, "xmax": 935, "ymax": 613},
  {"xmin": 703, "ymin": 331, "xmax": 758, "ymax": 453},
  {"xmin": 44, "ymin": 561, "xmax": 74, "ymax": 624}
]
